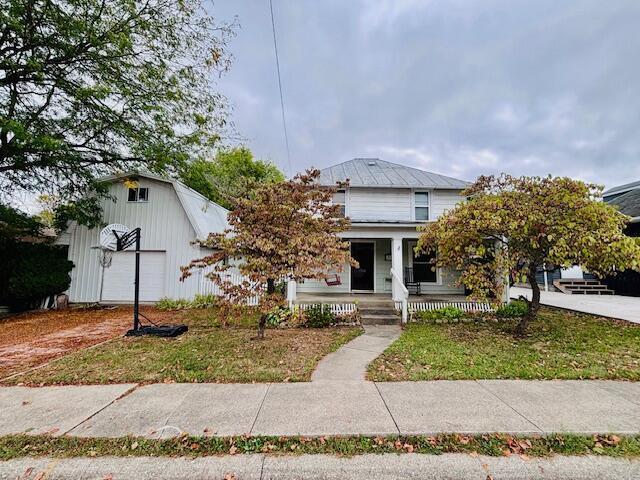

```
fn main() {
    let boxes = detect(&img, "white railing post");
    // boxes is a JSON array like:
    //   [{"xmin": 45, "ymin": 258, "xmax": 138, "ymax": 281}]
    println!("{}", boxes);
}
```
[
  {"xmin": 286, "ymin": 278, "xmax": 296, "ymax": 308},
  {"xmin": 401, "ymin": 298, "xmax": 408, "ymax": 324},
  {"xmin": 390, "ymin": 267, "xmax": 409, "ymax": 324}
]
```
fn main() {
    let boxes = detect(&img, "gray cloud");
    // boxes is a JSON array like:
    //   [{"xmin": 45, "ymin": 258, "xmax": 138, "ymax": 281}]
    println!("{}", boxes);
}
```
[{"xmin": 211, "ymin": 0, "xmax": 640, "ymax": 189}]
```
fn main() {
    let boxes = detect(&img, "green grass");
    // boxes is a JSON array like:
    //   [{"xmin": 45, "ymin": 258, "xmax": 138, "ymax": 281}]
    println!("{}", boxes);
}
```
[
  {"xmin": 4, "ymin": 323, "xmax": 362, "ymax": 385},
  {"xmin": 1, "ymin": 433, "xmax": 638, "ymax": 460},
  {"xmin": 368, "ymin": 307, "xmax": 640, "ymax": 381}
]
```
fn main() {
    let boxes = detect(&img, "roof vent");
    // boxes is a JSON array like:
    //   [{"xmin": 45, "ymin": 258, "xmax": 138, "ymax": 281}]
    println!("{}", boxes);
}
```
[{"xmin": 367, "ymin": 160, "xmax": 377, "ymax": 166}]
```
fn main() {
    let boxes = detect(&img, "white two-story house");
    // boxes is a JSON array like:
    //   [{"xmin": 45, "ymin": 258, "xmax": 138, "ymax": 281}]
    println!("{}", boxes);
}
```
[
  {"xmin": 292, "ymin": 158, "xmax": 470, "ymax": 304},
  {"xmin": 60, "ymin": 159, "xmax": 471, "ymax": 307}
]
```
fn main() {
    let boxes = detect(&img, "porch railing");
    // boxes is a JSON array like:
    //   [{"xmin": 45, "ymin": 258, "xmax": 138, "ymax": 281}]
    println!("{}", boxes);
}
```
[
  {"xmin": 396, "ymin": 301, "xmax": 495, "ymax": 317},
  {"xmin": 296, "ymin": 303, "xmax": 357, "ymax": 316},
  {"xmin": 390, "ymin": 267, "xmax": 409, "ymax": 323}
]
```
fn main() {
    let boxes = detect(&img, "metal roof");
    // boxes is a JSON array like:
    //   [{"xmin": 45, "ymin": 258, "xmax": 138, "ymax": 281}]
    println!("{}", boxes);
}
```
[{"xmin": 318, "ymin": 158, "xmax": 470, "ymax": 189}]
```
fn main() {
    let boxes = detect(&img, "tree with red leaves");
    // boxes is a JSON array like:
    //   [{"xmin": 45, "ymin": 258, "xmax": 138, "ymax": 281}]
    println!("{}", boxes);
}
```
[{"xmin": 182, "ymin": 169, "xmax": 354, "ymax": 338}]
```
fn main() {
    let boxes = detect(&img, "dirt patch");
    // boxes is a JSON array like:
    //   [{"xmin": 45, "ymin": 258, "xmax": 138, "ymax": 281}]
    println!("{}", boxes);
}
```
[{"xmin": 0, "ymin": 306, "xmax": 181, "ymax": 379}]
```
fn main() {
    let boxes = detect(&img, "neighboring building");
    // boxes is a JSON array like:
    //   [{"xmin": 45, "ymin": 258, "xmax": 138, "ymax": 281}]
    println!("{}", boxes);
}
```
[
  {"xmin": 59, "ymin": 172, "xmax": 229, "ymax": 303},
  {"xmin": 603, "ymin": 181, "xmax": 640, "ymax": 237},
  {"xmin": 602, "ymin": 181, "xmax": 640, "ymax": 296},
  {"xmin": 291, "ymin": 158, "xmax": 470, "ymax": 303}
]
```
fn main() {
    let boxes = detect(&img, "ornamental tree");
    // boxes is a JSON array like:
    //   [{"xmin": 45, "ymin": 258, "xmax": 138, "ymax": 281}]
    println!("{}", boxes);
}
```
[
  {"xmin": 417, "ymin": 174, "xmax": 640, "ymax": 335},
  {"xmin": 1, "ymin": 0, "xmax": 234, "ymax": 224},
  {"xmin": 182, "ymin": 169, "xmax": 354, "ymax": 338}
]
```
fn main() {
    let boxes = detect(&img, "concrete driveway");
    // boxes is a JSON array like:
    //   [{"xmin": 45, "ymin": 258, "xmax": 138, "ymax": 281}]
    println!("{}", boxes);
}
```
[{"xmin": 511, "ymin": 286, "xmax": 640, "ymax": 324}]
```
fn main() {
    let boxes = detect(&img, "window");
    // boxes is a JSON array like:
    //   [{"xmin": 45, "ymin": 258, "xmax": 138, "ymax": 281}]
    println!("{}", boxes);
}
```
[
  {"xmin": 333, "ymin": 189, "xmax": 346, "ymax": 216},
  {"xmin": 413, "ymin": 250, "xmax": 437, "ymax": 283},
  {"xmin": 414, "ymin": 191, "xmax": 429, "ymax": 221},
  {"xmin": 127, "ymin": 187, "xmax": 149, "ymax": 202}
]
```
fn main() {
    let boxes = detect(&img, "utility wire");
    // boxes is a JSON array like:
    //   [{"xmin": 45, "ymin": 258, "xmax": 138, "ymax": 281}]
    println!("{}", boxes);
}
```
[{"xmin": 269, "ymin": 0, "xmax": 293, "ymax": 177}]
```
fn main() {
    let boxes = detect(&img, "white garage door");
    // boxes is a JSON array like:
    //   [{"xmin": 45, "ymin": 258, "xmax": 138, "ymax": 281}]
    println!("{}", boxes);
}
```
[{"xmin": 101, "ymin": 251, "xmax": 166, "ymax": 302}]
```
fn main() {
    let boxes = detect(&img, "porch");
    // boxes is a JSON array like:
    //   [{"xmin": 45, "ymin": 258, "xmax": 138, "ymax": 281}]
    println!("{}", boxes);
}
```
[{"xmin": 291, "ymin": 236, "xmax": 466, "ymax": 303}]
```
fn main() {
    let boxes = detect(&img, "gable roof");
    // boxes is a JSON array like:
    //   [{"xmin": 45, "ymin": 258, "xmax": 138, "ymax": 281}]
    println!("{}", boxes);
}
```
[
  {"xmin": 603, "ymin": 180, "xmax": 640, "ymax": 199},
  {"xmin": 318, "ymin": 158, "xmax": 470, "ymax": 189},
  {"xmin": 607, "ymin": 188, "xmax": 640, "ymax": 219},
  {"xmin": 98, "ymin": 171, "xmax": 229, "ymax": 239}
]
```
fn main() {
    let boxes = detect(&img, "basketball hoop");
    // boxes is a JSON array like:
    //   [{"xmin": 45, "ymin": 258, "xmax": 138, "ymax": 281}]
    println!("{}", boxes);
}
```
[{"xmin": 98, "ymin": 223, "xmax": 187, "ymax": 338}]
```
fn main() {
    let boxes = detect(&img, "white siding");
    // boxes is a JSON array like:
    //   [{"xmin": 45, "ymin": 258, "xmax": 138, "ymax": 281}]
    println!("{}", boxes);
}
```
[
  {"xmin": 296, "ymin": 264, "xmax": 351, "ymax": 294},
  {"xmin": 430, "ymin": 189, "xmax": 464, "ymax": 220},
  {"xmin": 348, "ymin": 188, "xmax": 411, "ymax": 221},
  {"xmin": 375, "ymin": 238, "xmax": 392, "ymax": 293},
  {"xmin": 67, "ymin": 178, "xmax": 204, "ymax": 302}
]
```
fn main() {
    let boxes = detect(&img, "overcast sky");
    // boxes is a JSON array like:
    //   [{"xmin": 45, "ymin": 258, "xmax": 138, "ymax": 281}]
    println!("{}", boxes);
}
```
[{"xmin": 210, "ymin": 0, "xmax": 640, "ymax": 190}]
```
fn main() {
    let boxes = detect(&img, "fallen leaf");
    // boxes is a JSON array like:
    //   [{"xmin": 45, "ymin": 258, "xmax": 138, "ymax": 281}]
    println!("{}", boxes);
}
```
[
  {"xmin": 131, "ymin": 441, "xmax": 138, "ymax": 450},
  {"xmin": 229, "ymin": 446, "xmax": 238, "ymax": 455}
]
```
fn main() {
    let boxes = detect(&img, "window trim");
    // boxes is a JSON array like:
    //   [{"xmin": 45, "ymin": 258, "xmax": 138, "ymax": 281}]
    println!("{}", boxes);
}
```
[
  {"xmin": 127, "ymin": 187, "xmax": 149, "ymax": 203},
  {"xmin": 407, "ymin": 240, "xmax": 440, "ymax": 284},
  {"xmin": 333, "ymin": 188, "xmax": 348, "ymax": 217},
  {"xmin": 412, "ymin": 190, "xmax": 430, "ymax": 222}
]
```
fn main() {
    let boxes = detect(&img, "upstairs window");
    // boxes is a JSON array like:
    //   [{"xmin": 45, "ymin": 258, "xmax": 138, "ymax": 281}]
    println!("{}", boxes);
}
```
[
  {"xmin": 128, "ymin": 187, "xmax": 149, "ymax": 202},
  {"xmin": 414, "ymin": 191, "xmax": 429, "ymax": 221},
  {"xmin": 333, "ymin": 189, "xmax": 346, "ymax": 216}
]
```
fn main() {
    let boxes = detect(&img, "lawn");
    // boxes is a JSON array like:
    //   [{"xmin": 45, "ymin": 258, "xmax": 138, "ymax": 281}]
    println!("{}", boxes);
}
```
[
  {"xmin": 3, "ymin": 306, "xmax": 361, "ymax": 385},
  {"xmin": 368, "ymin": 307, "xmax": 640, "ymax": 381}
]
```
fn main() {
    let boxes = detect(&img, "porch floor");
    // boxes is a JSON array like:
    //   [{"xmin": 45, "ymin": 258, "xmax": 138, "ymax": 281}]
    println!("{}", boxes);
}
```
[{"xmin": 295, "ymin": 293, "xmax": 468, "ymax": 304}]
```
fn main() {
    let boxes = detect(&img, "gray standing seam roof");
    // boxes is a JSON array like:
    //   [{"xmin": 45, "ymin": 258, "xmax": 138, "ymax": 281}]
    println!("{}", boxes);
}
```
[{"xmin": 318, "ymin": 158, "xmax": 470, "ymax": 189}]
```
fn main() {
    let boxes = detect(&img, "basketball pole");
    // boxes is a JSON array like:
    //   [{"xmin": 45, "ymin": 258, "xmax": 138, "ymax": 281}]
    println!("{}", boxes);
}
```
[{"xmin": 133, "ymin": 230, "xmax": 141, "ymax": 331}]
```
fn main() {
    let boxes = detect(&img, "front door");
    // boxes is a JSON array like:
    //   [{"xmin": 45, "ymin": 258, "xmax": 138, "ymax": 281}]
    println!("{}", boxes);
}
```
[{"xmin": 350, "ymin": 242, "xmax": 375, "ymax": 291}]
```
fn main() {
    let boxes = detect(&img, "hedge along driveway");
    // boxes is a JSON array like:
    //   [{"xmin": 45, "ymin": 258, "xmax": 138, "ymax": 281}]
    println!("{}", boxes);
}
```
[
  {"xmin": 3, "ymin": 311, "xmax": 362, "ymax": 385},
  {"xmin": 368, "ymin": 308, "xmax": 640, "ymax": 381}
]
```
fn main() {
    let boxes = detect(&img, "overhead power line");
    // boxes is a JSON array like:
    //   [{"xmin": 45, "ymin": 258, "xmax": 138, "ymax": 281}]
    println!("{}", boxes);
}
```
[{"xmin": 269, "ymin": 0, "xmax": 292, "ymax": 177}]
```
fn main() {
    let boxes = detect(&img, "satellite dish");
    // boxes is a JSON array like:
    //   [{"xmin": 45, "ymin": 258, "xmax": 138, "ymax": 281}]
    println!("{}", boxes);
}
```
[{"xmin": 99, "ymin": 223, "xmax": 130, "ymax": 251}]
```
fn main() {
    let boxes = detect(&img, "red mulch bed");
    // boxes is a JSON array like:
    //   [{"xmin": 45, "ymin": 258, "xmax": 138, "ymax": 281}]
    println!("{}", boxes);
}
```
[{"xmin": 0, "ymin": 306, "xmax": 179, "ymax": 379}]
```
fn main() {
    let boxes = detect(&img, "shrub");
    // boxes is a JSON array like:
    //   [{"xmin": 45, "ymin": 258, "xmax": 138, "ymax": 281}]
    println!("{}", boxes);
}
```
[
  {"xmin": 264, "ymin": 306, "xmax": 293, "ymax": 327},
  {"xmin": 3, "ymin": 242, "xmax": 72, "ymax": 310},
  {"xmin": 495, "ymin": 300, "xmax": 529, "ymax": 318},
  {"xmin": 415, "ymin": 306, "xmax": 466, "ymax": 322},
  {"xmin": 156, "ymin": 294, "xmax": 217, "ymax": 311},
  {"xmin": 303, "ymin": 304, "xmax": 336, "ymax": 328}
]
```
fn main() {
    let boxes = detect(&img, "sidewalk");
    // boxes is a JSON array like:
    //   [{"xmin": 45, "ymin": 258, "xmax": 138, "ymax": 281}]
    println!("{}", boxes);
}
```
[
  {"xmin": 511, "ymin": 286, "xmax": 640, "ymax": 324},
  {"xmin": 1, "ymin": 379, "xmax": 639, "ymax": 438},
  {"xmin": 2, "ymin": 453, "xmax": 638, "ymax": 479}
]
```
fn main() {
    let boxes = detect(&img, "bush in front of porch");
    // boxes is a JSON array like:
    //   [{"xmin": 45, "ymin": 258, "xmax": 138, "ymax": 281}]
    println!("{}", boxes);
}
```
[{"xmin": 368, "ymin": 307, "xmax": 640, "ymax": 381}]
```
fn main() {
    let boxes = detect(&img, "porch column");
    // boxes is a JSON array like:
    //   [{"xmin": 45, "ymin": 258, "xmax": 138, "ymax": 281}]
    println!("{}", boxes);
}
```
[{"xmin": 391, "ymin": 236, "xmax": 404, "ymax": 301}]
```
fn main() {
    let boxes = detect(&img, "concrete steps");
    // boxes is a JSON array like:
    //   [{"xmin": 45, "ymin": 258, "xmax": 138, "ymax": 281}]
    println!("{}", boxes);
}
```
[
  {"xmin": 359, "ymin": 302, "xmax": 400, "ymax": 325},
  {"xmin": 553, "ymin": 278, "xmax": 615, "ymax": 295}
]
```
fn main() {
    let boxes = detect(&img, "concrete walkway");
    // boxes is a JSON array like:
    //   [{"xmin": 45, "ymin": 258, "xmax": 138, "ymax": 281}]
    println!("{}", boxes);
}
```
[
  {"xmin": 311, "ymin": 325, "xmax": 401, "ymax": 381},
  {"xmin": 511, "ymin": 286, "xmax": 640, "ymax": 324},
  {"xmin": 1, "ymin": 380, "xmax": 639, "ymax": 438},
  {"xmin": 1, "ymin": 453, "xmax": 638, "ymax": 479}
]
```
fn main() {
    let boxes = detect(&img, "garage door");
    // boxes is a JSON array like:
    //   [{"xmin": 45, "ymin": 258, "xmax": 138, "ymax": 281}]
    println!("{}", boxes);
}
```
[{"xmin": 101, "ymin": 251, "xmax": 166, "ymax": 302}]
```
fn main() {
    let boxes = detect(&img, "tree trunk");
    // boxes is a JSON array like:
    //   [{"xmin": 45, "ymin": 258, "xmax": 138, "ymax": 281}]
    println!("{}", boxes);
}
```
[
  {"xmin": 256, "ymin": 278, "xmax": 276, "ymax": 340},
  {"xmin": 516, "ymin": 265, "xmax": 540, "ymax": 336}
]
